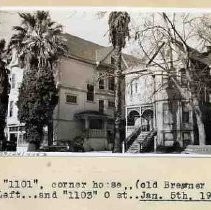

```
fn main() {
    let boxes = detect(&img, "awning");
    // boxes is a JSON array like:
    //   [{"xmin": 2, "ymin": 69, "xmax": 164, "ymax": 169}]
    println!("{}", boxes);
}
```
[{"xmin": 74, "ymin": 110, "xmax": 109, "ymax": 120}]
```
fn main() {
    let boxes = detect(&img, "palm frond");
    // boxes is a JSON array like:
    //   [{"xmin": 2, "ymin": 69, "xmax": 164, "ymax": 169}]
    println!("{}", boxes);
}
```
[
  {"xmin": 10, "ymin": 10, "xmax": 67, "ymax": 70},
  {"xmin": 0, "ymin": 39, "xmax": 6, "ymax": 52},
  {"xmin": 108, "ymin": 11, "xmax": 130, "ymax": 48},
  {"xmin": 19, "ymin": 12, "xmax": 36, "ymax": 28}
]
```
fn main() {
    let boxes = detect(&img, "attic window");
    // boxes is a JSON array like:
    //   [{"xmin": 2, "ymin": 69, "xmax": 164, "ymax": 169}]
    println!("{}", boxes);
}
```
[
  {"xmin": 111, "ymin": 56, "xmax": 115, "ymax": 65},
  {"xmin": 99, "ymin": 79, "xmax": 104, "ymax": 89}
]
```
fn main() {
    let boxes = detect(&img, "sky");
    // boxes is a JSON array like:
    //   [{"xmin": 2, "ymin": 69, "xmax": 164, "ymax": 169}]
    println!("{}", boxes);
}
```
[
  {"xmin": 0, "ymin": 8, "xmax": 143, "ymax": 56},
  {"xmin": 0, "ymin": 9, "xmax": 110, "ymax": 46},
  {"xmin": 0, "ymin": 8, "xmax": 211, "ymax": 57}
]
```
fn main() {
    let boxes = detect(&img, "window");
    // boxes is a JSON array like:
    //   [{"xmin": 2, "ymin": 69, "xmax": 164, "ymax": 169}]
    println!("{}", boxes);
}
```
[
  {"xmin": 164, "ymin": 132, "xmax": 174, "ymax": 141},
  {"xmin": 131, "ymin": 80, "xmax": 138, "ymax": 94},
  {"xmin": 11, "ymin": 74, "xmax": 16, "ymax": 89},
  {"xmin": 66, "ymin": 94, "xmax": 77, "ymax": 104},
  {"xmin": 180, "ymin": 68, "xmax": 187, "ymax": 86},
  {"xmin": 99, "ymin": 100, "xmax": 104, "ymax": 113},
  {"xmin": 162, "ymin": 73, "xmax": 169, "ymax": 85},
  {"xmin": 130, "ymin": 83, "xmax": 133, "ymax": 95},
  {"xmin": 111, "ymin": 56, "xmax": 115, "ymax": 65},
  {"xmin": 90, "ymin": 119, "xmax": 103, "ymax": 129},
  {"xmin": 163, "ymin": 132, "xmax": 174, "ymax": 146},
  {"xmin": 108, "ymin": 101, "xmax": 115, "ymax": 108},
  {"xmin": 99, "ymin": 79, "xmax": 104, "ymax": 89},
  {"xmin": 182, "ymin": 102, "xmax": 190, "ymax": 123},
  {"xmin": 135, "ymin": 82, "xmax": 138, "ymax": 93},
  {"xmin": 9, "ymin": 101, "xmax": 14, "ymax": 117},
  {"xmin": 108, "ymin": 77, "xmax": 115, "ymax": 91},
  {"xmin": 163, "ymin": 103, "xmax": 173, "ymax": 124},
  {"xmin": 182, "ymin": 132, "xmax": 191, "ymax": 147},
  {"xmin": 87, "ymin": 84, "xmax": 94, "ymax": 101}
]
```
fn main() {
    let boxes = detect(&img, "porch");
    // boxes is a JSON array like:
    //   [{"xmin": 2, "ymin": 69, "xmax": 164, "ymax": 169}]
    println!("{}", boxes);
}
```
[{"xmin": 74, "ymin": 111, "xmax": 113, "ymax": 151}]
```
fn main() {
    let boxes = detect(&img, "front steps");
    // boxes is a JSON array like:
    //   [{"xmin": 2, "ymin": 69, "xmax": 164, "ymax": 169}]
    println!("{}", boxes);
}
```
[{"xmin": 126, "ymin": 129, "xmax": 157, "ymax": 153}]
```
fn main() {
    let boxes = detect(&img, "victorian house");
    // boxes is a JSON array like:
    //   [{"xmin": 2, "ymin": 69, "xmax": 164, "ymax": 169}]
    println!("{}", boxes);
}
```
[
  {"xmin": 6, "ymin": 33, "xmax": 139, "ymax": 152},
  {"xmin": 124, "ymin": 42, "xmax": 211, "ymax": 153}
]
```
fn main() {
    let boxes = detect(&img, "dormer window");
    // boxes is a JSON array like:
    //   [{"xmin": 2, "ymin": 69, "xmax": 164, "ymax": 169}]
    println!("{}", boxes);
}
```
[
  {"xmin": 111, "ymin": 56, "xmax": 115, "ymax": 65},
  {"xmin": 99, "ymin": 79, "xmax": 104, "ymax": 89}
]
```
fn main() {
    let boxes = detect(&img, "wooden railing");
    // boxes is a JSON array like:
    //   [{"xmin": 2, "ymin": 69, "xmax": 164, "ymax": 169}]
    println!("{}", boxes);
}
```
[
  {"xmin": 88, "ymin": 129, "xmax": 107, "ymax": 138},
  {"xmin": 140, "ymin": 129, "xmax": 157, "ymax": 152},
  {"xmin": 125, "ymin": 126, "xmax": 142, "ymax": 151}
]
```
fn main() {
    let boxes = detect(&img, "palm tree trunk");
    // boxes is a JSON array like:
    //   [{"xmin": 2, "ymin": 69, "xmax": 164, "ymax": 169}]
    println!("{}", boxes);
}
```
[{"xmin": 113, "ymin": 46, "xmax": 122, "ymax": 153}]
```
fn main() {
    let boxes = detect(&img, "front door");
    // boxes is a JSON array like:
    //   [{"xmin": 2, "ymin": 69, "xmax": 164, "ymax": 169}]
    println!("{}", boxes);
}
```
[{"xmin": 141, "ymin": 109, "xmax": 153, "ymax": 132}]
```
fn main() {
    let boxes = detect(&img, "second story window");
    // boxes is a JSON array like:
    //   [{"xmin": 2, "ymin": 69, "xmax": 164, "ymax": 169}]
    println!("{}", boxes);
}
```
[
  {"xmin": 99, "ymin": 79, "xmax": 104, "ymax": 89},
  {"xmin": 9, "ymin": 101, "xmax": 14, "ymax": 117},
  {"xmin": 180, "ymin": 68, "xmax": 187, "ymax": 86},
  {"xmin": 182, "ymin": 102, "xmax": 190, "ymax": 123},
  {"xmin": 108, "ymin": 77, "xmax": 114, "ymax": 91},
  {"xmin": 11, "ymin": 74, "xmax": 16, "ymax": 89},
  {"xmin": 135, "ymin": 82, "xmax": 138, "ymax": 93},
  {"xmin": 108, "ymin": 100, "xmax": 115, "ymax": 108},
  {"xmin": 87, "ymin": 84, "xmax": 94, "ymax": 102},
  {"xmin": 163, "ymin": 102, "xmax": 173, "ymax": 125},
  {"xmin": 99, "ymin": 100, "xmax": 104, "ymax": 114}
]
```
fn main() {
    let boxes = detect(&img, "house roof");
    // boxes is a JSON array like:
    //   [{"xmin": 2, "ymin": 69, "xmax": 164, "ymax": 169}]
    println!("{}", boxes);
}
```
[
  {"xmin": 171, "ymin": 39, "xmax": 211, "ymax": 66},
  {"xmin": 63, "ymin": 33, "xmax": 141, "ymax": 67},
  {"xmin": 63, "ymin": 33, "xmax": 103, "ymax": 62}
]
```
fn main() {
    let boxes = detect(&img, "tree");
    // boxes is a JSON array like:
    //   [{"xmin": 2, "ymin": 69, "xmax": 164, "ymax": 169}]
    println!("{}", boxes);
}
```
[
  {"xmin": 108, "ymin": 11, "xmax": 130, "ymax": 152},
  {"xmin": 134, "ymin": 12, "xmax": 211, "ymax": 145},
  {"xmin": 9, "ymin": 11, "xmax": 67, "ymax": 151},
  {"xmin": 0, "ymin": 39, "xmax": 10, "ymax": 150}
]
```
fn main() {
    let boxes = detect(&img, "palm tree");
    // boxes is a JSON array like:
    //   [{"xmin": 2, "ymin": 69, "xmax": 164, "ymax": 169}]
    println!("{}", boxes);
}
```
[
  {"xmin": 9, "ymin": 11, "xmax": 67, "ymax": 151},
  {"xmin": 0, "ymin": 39, "xmax": 10, "ymax": 150},
  {"xmin": 108, "ymin": 11, "xmax": 130, "ymax": 152}
]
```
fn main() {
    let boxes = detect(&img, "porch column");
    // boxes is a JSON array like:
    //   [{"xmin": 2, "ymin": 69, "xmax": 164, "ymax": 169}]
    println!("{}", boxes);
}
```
[
  {"xmin": 17, "ymin": 125, "xmax": 20, "ymax": 147},
  {"xmin": 103, "ymin": 119, "xmax": 107, "ymax": 131},
  {"xmin": 7, "ymin": 127, "xmax": 10, "ymax": 141},
  {"xmin": 84, "ymin": 116, "xmax": 89, "ymax": 145},
  {"xmin": 84, "ymin": 116, "xmax": 89, "ymax": 130}
]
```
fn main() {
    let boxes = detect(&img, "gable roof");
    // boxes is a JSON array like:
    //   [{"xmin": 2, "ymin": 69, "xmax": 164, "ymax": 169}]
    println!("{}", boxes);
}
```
[
  {"xmin": 170, "ymin": 39, "xmax": 211, "ymax": 66},
  {"xmin": 63, "ymin": 33, "xmax": 103, "ymax": 62},
  {"xmin": 63, "ymin": 33, "xmax": 141, "ymax": 67}
]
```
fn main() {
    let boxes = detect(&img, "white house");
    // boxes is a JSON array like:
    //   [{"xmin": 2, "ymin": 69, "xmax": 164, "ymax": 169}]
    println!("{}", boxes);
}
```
[{"xmin": 124, "ymin": 42, "xmax": 211, "ymax": 153}]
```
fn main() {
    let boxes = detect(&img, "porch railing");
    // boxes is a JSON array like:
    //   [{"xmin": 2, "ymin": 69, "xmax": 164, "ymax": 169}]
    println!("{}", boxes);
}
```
[
  {"xmin": 88, "ymin": 129, "xmax": 107, "ymax": 138},
  {"xmin": 127, "ymin": 125, "xmax": 150, "ymax": 136}
]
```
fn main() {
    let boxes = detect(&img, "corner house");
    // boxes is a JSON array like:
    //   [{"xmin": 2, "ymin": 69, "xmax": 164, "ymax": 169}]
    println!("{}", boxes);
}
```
[{"xmin": 6, "ymin": 33, "xmax": 140, "ymax": 152}]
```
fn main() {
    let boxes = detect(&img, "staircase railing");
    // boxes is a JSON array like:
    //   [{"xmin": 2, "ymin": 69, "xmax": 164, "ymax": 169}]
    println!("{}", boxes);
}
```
[
  {"xmin": 125, "ymin": 126, "xmax": 142, "ymax": 152},
  {"xmin": 140, "ymin": 129, "xmax": 157, "ymax": 152}
]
